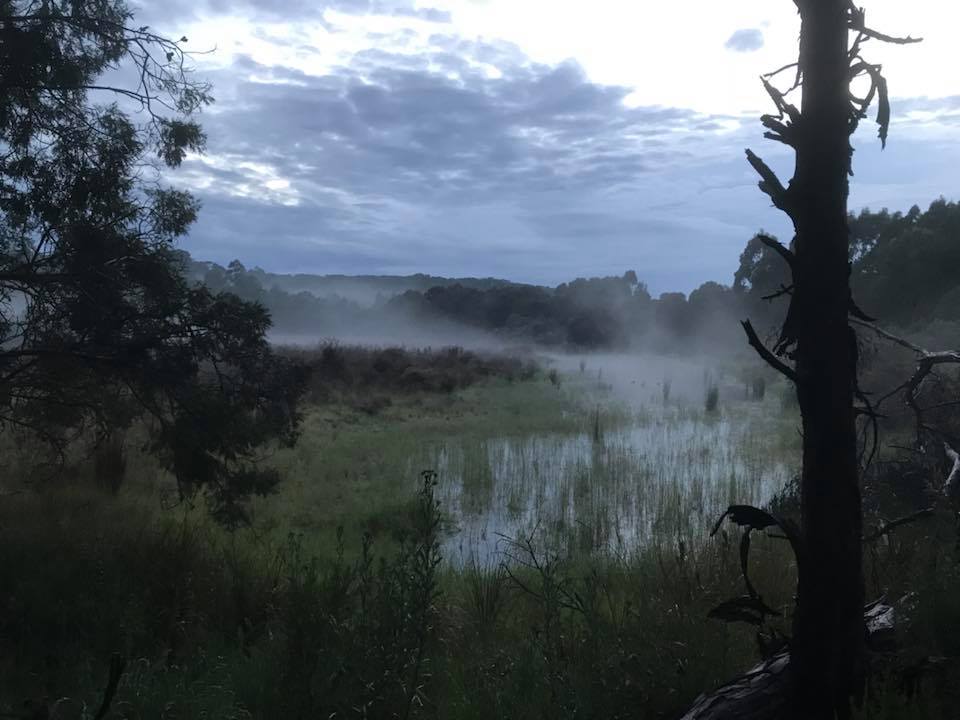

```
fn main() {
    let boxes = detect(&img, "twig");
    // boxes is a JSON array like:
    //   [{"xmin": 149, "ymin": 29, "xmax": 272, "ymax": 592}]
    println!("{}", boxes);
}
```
[
  {"xmin": 846, "ymin": 1, "xmax": 923, "ymax": 45},
  {"xmin": 762, "ymin": 284, "xmax": 794, "ymax": 302},
  {"xmin": 851, "ymin": 320, "xmax": 960, "ymax": 445}
]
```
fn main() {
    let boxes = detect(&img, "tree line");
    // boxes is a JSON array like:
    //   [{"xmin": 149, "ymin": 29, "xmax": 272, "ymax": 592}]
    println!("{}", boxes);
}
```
[{"xmin": 189, "ymin": 197, "xmax": 960, "ymax": 353}]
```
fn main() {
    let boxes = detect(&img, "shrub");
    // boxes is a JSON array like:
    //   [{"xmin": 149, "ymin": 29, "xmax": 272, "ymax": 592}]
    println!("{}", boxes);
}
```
[{"xmin": 287, "ymin": 343, "xmax": 538, "ymax": 411}]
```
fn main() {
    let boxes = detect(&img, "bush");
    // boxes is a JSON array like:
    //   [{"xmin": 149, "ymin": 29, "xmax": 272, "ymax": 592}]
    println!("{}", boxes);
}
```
[{"xmin": 286, "ymin": 343, "xmax": 538, "ymax": 410}]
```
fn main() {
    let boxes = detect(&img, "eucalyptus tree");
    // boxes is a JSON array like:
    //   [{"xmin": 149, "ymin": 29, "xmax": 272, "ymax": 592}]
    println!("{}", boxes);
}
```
[{"xmin": 0, "ymin": 1, "xmax": 305, "ymax": 524}]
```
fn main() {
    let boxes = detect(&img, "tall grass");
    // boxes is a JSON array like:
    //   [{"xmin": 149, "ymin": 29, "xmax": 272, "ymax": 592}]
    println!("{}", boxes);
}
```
[{"xmin": 2, "ymin": 480, "xmax": 954, "ymax": 719}]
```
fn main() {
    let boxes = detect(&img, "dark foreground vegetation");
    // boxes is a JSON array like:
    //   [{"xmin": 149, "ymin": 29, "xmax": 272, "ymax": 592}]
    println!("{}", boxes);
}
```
[{"xmin": 3, "ymin": 396, "xmax": 960, "ymax": 719}]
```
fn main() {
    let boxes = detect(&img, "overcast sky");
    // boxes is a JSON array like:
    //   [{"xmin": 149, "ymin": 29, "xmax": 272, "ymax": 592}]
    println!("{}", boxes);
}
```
[{"xmin": 134, "ymin": 0, "xmax": 960, "ymax": 294}]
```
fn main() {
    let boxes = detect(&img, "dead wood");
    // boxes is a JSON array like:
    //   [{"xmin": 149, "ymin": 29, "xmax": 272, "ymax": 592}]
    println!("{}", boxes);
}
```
[{"xmin": 679, "ymin": 601, "xmax": 896, "ymax": 720}]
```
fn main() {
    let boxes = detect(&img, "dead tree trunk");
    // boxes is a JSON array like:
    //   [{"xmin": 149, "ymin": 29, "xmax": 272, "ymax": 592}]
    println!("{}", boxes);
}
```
[
  {"xmin": 789, "ymin": 3, "xmax": 863, "ymax": 716},
  {"xmin": 692, "ymin": 2, "xmax": 920, "ymax": 718}
]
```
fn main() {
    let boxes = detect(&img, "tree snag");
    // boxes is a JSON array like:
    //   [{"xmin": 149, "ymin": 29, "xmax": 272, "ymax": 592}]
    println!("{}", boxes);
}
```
[
  {"xmin": 688, "ymin": 3, "xmax": 920, "ymax": 718},
  {"xmin": 785, "ymin": 4, "xmax": 864, "ymax": 716}
]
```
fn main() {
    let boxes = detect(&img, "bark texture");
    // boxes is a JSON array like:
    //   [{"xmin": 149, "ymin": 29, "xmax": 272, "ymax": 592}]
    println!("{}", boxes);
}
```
[
  {"xmin": 788, "ymin": 2, "xmax": 864, "ymax": 716},
  {"xmin": 684, "ymin": 2, "xmax": 919, "ymax": 718}
]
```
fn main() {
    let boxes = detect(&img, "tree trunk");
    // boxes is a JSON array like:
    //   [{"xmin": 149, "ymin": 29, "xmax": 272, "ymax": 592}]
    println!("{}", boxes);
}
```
[
  {"xmin": 789, "ymin": 1, "xmax": 864, "ymax": 716},
  {"xmin": 685, "ymin": 2, "xmax": 920, "ymax": 717}
]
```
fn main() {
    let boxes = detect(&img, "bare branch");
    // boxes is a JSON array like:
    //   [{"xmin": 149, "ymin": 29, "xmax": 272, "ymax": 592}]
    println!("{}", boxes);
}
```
[
  {"xmin": 761, "ymin": 115, "xmax": 796, "ymax": 148},
  {"xmin": 762, "ymin": 61, "xmax": 799, "ymax": 82},
  {"xmin": 761, "ymin": 77, "xmax": 801, "ymax": 123},
  {"xmin": 863, "ymin": 508, "xmax": 934, "ymax": 543},
  {"xmin": 853, "ymin": 320, "xmax": 960, "ymax": 445},
  {"xmin": 761, "ymin": 284, "xmax": 794, "ymax": 302},
  {"xmin": 846, "ymin": 1, "xmax": 923, "ymax": 45},
  {"xmin": 745, "ymin": 150, "xmax": 791, "ymax": 213},
  {"xmin": 855, "ymin": 26, "xmax": 922, "ymax": 45},
  {"xmin": 757, "ymin": 233, "xmax": 796, "ymax": 268},
  {"xmin": 850, "ymin": 318, "xmax": 924, "ymax": 354},
  {"xmin": 741, "ymin": 320, "xmax": 798, "ymax": 383}
]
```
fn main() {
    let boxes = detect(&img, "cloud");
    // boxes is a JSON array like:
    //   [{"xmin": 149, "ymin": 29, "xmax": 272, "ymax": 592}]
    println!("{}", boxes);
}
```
[
  {"xmin": 150, "ymin": 9, "xmax": 960, "ymax": 293},
  {"xmin": 192, "ymin": 41, "xmax": 732, "ymax": 202},
  {"xmin": 133, "ymin": 0, "xmax": 450, "ymax": 24},
  {"xmin": 169, "ymin": 35, "xmax": 765, "ymax": 290},
  {"xmin": 724, "ymin": 28, "xmax": 764, "ymax": 53},
  {"xmin": 393, "ymin": 7, "xmax": 451, "ymax": 23}
]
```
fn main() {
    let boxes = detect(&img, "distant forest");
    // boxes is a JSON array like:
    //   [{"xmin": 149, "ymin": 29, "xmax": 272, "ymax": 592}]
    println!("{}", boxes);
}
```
[{"xmin": 185, "ymin": 198, "xmax": 960, "ymax": 351}]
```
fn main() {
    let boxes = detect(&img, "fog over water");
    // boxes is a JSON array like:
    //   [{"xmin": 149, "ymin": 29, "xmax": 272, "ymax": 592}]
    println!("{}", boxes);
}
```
[{"xmin": 348, "ymin": 343, "xmax": 793, "ymax": 564}]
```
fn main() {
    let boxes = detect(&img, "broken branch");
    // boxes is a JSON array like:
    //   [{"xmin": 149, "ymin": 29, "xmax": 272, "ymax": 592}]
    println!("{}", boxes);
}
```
[
  {"xmin": 742, "ymin": 320, "xmax": 798, "ymax": 384},
  {"xmin": 745, "ymin": 150, "xmax": 791, "ymax": 213}
]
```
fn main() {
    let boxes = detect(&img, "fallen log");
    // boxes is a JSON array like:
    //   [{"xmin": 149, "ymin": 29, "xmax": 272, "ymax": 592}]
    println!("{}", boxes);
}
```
[{"xmin": 679, "ymin": 600, "xmax": 894, "ymax": 720}]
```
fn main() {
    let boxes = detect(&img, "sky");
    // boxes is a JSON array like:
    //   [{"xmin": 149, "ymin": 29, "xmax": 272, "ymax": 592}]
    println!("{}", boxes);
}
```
[{"xmin": 133, "ymin": 0, "xmax": 960, "ymax": 294}]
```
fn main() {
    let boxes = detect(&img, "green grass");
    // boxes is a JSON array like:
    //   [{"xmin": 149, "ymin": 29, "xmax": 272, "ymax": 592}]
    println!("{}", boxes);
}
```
[{"xmin": 250, "ymin": 376, "xmax": 588, "ymax": 557}]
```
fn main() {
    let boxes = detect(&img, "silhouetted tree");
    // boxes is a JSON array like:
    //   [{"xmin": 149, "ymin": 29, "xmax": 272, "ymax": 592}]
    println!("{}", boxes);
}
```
[
  {"xmin": 747, "ymin": 2, "xmax": 920, "ymax": 715},
  {"xmin": 853, "ymin": 199, "xmax": 960, "ymax": 325},
  {"xmin": 0, "ymin": 1, "xmax": 305, "ymax": 524},
  {"xmin": 736, "ymin": 198, "xmax": 960, "ymax": 335},
  {"xmin": 693, "ymin": 2, "xmax": 921, "ymax": 718}
]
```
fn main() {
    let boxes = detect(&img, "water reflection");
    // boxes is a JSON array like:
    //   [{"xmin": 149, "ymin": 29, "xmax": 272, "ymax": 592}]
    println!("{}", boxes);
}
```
[{"xmin": 410, "ymin": 403, "xmax": 796, "ymax": 564}]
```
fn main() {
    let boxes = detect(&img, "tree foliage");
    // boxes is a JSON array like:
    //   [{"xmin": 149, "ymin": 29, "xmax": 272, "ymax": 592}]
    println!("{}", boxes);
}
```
[
  {"xmin": 735, "ymin": 199, "xmax": 960, "ymax": 335},
  {"xmin": 200, "ymin": 258, "xmax": 751, "ymax": 353},
  {"xmin": 0, "ymin": 0, "xmax": 305, "ymax": 524}
]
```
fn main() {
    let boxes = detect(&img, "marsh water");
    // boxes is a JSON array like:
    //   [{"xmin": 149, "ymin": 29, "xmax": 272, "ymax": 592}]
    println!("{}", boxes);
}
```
[{"xmin": 409, "ymin": 354, "xmax": 800, "ymax": 564}]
